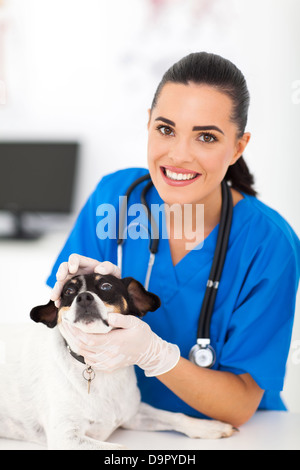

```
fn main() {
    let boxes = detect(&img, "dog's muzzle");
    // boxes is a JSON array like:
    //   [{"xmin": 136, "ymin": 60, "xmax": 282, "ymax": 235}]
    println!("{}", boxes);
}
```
[{"xmin": 74, "ymin": 292, "xmax": 109, "ymax": 326}]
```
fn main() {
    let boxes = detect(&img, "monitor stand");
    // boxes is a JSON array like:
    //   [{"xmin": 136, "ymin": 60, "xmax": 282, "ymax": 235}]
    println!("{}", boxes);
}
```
[{"xmin": 0, "ymin": 211, "xmax": 43, "ymax": 241}]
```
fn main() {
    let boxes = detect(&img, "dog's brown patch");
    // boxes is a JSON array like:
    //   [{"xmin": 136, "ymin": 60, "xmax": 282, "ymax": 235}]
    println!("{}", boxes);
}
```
[
  {"xmin": 122, "ymin": 298, "xmax": 128, "ymax": 313},
  {"xmin": 103, "ymin": 302, "xmax": 122, "ymax": 313},
  {"xmin": 102, "ymin": 298, "xmax": 128, "ymax": 314},
  {"xmin": 58, "ymin": 306, "xmax": 70, "ymax": 324}
]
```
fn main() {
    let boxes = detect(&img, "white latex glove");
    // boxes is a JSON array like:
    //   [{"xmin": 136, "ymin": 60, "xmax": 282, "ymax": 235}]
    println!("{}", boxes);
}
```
[
  {"xmin": 50, "ymin": 254, "xmax": 121, "ymax": 307},
  {"xmin": 61, "ymin": 313, "xmax": 180, "ymax": 377}
]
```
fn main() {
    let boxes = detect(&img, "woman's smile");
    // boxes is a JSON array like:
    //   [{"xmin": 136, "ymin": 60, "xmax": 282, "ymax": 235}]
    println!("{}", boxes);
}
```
[{"xmin": 160, "ymin": 165, "xmax": 202, "ymax": 186}]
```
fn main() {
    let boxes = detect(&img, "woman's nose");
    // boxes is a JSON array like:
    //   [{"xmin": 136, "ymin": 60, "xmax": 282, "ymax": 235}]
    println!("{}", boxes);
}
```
[{"xmin": 167, "ymin": 137, "xmax": 194, "ymax": 165}]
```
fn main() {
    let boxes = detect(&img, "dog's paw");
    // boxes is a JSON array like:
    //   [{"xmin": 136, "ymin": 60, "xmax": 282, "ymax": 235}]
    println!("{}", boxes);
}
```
[
  {"xmin": 197, "ymin": 420, "xmax": 235, "ymax": 439},
  {"xmin": 180, "ymin": 417, "xmax": 235, "ymax": 439}
]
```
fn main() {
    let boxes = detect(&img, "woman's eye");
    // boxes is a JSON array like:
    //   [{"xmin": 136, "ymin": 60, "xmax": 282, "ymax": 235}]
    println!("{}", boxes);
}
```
[
  {"xmin": 199, "ymin": 133, "xmax": 217, "ymax": 143},
  {"xmin": 64, "ymin": 287, "xmax": 76, "ymax": 296},
  {"xmin": 100, "ymin": 282, "xmax": 112, "ymax": 291},
  {"xmin": 157, "ymin": 125, "xmax": 174, "ymax": 136}
]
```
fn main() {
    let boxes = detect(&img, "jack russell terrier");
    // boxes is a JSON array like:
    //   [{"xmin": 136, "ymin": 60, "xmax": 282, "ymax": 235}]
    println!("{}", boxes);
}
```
[{"xmin": 0, "ymin": 273, "xmax": 234, "ymax": 450}]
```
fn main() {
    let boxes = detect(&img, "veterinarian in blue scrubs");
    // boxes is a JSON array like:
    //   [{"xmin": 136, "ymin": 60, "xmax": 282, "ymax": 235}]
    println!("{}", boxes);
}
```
[{"xmin": 47, "ymin": 53, "xmax": 300, "ymax": 427}]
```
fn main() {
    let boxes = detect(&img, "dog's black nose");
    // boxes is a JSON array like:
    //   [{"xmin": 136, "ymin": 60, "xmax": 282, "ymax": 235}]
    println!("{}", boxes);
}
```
[{"xmin": 76, "ymin": 292, "xmax": 94, "ymax": 308}]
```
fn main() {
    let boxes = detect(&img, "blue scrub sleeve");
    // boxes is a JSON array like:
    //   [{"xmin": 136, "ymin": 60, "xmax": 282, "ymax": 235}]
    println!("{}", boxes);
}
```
[
  {"xmin": 218, "ymin": 231, "xmax": 299, "ymax": 391},
  {"xmin": 46, "ymin": 181, "xmax": 105, "ymax": 288}
]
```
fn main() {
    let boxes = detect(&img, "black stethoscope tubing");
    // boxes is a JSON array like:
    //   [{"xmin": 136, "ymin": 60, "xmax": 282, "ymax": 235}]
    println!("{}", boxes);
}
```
[
  {"xmin": 141, "ymin": 178, "xmax": 159, "ymax": 254},
  {"xmin": 118, "ymin": 174, "xmax": 158, "ymax": 250},
  {"xmin": 117, "ymin": 173, "xmax": 233, "ymax": 368},
  {"xmin": 197, "ymin": 179, "xmax": 233, "ymax": 340}
]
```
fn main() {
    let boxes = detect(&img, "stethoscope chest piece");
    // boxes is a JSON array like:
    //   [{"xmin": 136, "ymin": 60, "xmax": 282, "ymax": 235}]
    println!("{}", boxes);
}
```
[{"xmin": 189, "ymin": 341, "xmax": 216, "ymax": 369}]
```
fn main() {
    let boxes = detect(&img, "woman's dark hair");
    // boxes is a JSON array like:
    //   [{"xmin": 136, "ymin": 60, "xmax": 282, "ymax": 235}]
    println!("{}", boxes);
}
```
[{"xmin": 151, "ymin": 52, "xmax": 257, "ymax": 196}]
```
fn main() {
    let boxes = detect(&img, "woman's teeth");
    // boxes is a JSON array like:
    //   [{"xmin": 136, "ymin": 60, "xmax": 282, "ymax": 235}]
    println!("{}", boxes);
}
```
[{"xmin": 164, "ymin": 168, "xmax": 198, "ymax": 181}]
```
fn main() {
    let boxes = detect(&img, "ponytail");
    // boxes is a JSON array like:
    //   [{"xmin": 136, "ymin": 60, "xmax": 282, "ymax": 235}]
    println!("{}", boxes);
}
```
[{"xmin": 225, "ymin": 157, "xmax": 257, "ymax": 196}]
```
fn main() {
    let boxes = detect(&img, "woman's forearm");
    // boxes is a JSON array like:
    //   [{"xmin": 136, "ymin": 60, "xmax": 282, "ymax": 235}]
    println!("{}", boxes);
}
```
[{"xmin": 157, "ymin": 357, "xmax": 264, "ymax": 427}]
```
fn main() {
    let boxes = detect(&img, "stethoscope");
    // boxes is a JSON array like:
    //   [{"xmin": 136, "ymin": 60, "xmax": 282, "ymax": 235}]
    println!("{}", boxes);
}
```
[{"xmin": 117, "ymin": 173, "xmax": 233, "ymax": 368}]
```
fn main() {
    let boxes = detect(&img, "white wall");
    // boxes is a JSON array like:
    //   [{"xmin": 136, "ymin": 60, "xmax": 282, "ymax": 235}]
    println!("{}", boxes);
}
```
[
  {"xmin": 0, "ymin": 0, "xmax": 299, "ymax": 411},
  {"xmin": 1, "ymin": 0, "xmax": 298, "ymax": 223}
]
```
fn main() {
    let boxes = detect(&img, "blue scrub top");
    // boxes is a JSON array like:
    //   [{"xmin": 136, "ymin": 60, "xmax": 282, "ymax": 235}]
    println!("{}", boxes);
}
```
[{"xmin": 47, "ymin": 168, "xmax": 300, "ymax": 418}]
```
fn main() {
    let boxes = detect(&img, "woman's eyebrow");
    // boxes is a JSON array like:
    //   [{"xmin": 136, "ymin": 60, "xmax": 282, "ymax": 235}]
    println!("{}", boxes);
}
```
[
  {"xmin": 192, "ymin": 125, "xmax": 224, "ymax": 135},
  {"xmin": 154, "ymin": 117, "xmax": 224, "ymax": 135},
  {"xmin": 155, "ymin": 116, "xmax": 176, "ymax": 127}
]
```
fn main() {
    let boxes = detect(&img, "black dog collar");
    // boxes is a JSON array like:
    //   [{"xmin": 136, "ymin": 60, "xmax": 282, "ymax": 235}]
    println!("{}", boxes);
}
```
[
  {"xmin": 64, "ymin": 339, "xmax": 86, "ymax": 365},
  {"xmin": 63, "ymin": 339, "xmax": 96, "ymax": 394}
]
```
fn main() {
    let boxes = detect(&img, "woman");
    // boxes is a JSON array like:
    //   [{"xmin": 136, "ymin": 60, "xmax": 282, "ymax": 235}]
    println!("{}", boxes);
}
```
[{"xmin": 48, "ymin": 52, "xmax": 299, "ymax": 427}]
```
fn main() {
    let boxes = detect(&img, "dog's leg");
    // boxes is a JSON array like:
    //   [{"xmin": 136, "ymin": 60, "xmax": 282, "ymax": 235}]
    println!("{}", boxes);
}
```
[
  {"xmin": 48, "ymin": 432, "xmax": 126, "ymax": 450},
  {"xmin": 123, "ymin": 402, "xmax": 234, "ymax": 439},
  {"xmin": 49, "ymin": 436, "xmax": 126, "ymax": 451},
  {"xmin": 47, "ymin": 417, "xmax": 126, "ymax": 450}
]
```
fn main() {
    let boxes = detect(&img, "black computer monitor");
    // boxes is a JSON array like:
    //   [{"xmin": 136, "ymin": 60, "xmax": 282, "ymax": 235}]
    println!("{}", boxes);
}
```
[{"xmin": 0, "ymin": 141, "xmax": 79, "ymax": 239}]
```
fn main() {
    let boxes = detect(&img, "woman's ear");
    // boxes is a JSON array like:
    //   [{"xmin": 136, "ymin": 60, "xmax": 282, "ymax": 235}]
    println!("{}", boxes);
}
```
[{"xmin": 230, "ymin": 132, "xmax": 251, "ymax": 166}]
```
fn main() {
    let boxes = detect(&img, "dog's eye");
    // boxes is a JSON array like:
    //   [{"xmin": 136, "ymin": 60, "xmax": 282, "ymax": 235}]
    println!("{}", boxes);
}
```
[
  {"xmin": 100, "ymin": 282, "xmax": 112, "ymax": 291},
  {"xmin": 64, "ymin": 286, "xmax": 76, "ymax": 296}
]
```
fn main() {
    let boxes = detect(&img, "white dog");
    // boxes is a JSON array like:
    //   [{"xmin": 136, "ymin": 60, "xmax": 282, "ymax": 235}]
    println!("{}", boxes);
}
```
[{"xmin": 0, "ymin": 273, "xmax": 234, "ymax": 450}]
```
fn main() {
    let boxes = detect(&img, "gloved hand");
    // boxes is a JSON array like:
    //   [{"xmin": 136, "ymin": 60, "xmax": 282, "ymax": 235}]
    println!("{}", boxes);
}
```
[
  {"xmin": 60, "ymin": 313, "xmax": 180, "ymax": 377},
  {"xmin": 50, "ymin": 254, "xmax": 121, "ymax": 307}
]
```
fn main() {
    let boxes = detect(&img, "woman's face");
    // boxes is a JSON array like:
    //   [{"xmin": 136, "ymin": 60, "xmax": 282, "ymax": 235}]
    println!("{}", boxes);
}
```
[{"xmin": 147, "ymin": 82, "xmax": 251, "ymax": 206}]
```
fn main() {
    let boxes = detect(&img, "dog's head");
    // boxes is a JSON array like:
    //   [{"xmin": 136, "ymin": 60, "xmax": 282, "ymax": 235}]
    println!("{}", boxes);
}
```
[{"xmin": 30, "ymin": 273, "xmax": 161, "ymax": 334}]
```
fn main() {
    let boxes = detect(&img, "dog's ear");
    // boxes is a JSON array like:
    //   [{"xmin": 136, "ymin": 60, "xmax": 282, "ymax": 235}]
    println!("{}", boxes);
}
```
[
  {"xmin": 122, "ymin": 277, "xmax": 161, "ymax": 317},
  {"xmin": 30, "ymin": 300, "xmax": 59, "ymax": 328}
]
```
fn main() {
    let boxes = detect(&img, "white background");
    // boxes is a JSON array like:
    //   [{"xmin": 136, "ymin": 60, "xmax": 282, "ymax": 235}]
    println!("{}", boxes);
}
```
[{"xmin": 0, "ymin": 0, "xmax": 299, "ymax": 412}]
